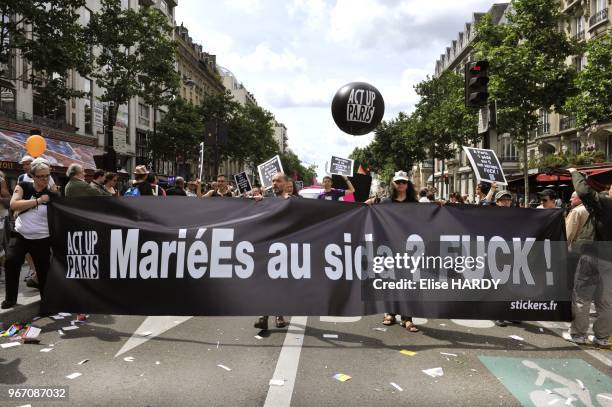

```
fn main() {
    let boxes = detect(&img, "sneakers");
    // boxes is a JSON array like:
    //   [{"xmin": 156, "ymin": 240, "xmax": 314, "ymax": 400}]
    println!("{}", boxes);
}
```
[
  {"xmin": 567, "ymin": 334, "xmax": 587, "ymax": 345},
  {"xmin": 592, "ymin": 336, "xmax": 612, "ymax": 348}
]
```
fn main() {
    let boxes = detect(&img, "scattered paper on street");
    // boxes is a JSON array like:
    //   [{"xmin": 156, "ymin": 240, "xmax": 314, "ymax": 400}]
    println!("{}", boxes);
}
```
[
  {"xmin": 59, "ymin": 313, "xmax": 72, "ymax": 317},
  {"xmin": 217, "ymin": 364, "xmax": 232, "ymax": 371},
  {"xmin": 138, "ymin": 331, "xmax": 153, "ymax": 337},
  {"xmin": 509, "ymin": 335, "xmax": 524, "ymax": 341},
  {"xmin": 440, "ymin": 352, "xmax": 458, "ymax": 357},
  {"xmin": 58, "ymin": 330, "xmax": 65, "ymax": 336},
  {"xmin": 422, "ymin": 367, "xmax": 444, "ymax": 378},
  {"xmin": 1, "ymin": 342, "xmax": 21, "ymax": 349},
  {"xmin": 66, "ymin": 372, "xmax": 82, "ymax": 379},
  {"xmin": 63, "ymin": 326, "xmax": 79, "ymax": 331},
  {"xmin": 400, "ymin": 350, "xmax": 417, "ymax": 356},
  {"xmin": 372, "ymin": 327, "xmax": 387, "ymax": 332},
  {"xmin": 333, "ymin": 373, "xmax": 352, "ymax": 382},
  {"xmin": 40, "ymin": 348, "xmax": 53, "ymax": 352},
  {"xmin": 51, "ymin": 315, "xmax": 64, "ymax": 320},
  {"xmin": 254, "ymin": 335, "xmax": 263, "ymax": 340},
  {"xmin": 23, "ymin": 326, "xmax": 41, "ymax": 339},
  {"xmin": 390, "ymin": 382, "xmax": 403, "ymax": 392},
  {"xmin": 123, "ymin": 357, "xmax": 135, "ymax": 362},
  {"xmin": 323, "ymin": 334, "xmax": 338, "ymax": 339},
  {"xmin": 78, "ymin": 359, "xmax": 89, "ymax": 365}
]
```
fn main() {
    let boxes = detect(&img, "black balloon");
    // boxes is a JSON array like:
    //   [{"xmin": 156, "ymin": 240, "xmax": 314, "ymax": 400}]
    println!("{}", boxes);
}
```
[{"xmin": 331, "ymin": 82, "xmax": 385, "ymax": 135}]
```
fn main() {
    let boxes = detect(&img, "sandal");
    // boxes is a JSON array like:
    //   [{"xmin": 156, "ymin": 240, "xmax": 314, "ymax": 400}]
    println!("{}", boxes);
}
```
[
  {"xmin": 401, "ymin": 320, "xmax": 419, "ymax": 332},
  {"xmin": 382, "ymin": 314, "xmax": 396, "ymax": 326},
  {"xmin": 254, "ymin": 317, "xmax": 269, "ymax": 331},
  {"xmin": 275, "ymin": 316, "xmax": 287, "ymax": 328}
]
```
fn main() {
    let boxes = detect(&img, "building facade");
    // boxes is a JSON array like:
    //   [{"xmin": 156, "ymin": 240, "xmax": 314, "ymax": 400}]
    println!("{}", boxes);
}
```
[{"xmin": 273, "ymin": 120, "xmax": 288, "ymax": 154}]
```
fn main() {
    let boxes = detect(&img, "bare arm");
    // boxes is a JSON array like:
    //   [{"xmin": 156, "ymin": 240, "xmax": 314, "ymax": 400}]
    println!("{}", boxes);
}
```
[
  {"xmin": 343, "ymin": 176, "xmax": 355, "ymax": 194},
  {"xmin": 10, "ymin": 185, "xmax": 50, "ymax": 213}
]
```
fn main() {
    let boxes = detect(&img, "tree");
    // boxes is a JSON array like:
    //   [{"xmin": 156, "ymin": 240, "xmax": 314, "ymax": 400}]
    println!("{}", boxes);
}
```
[
  {"xmin": 0, "ymin": 0, "xmax": 90, "ymax": 117},
  {"xmin": 236, "ymin": 102, "xmax": 279, "ymax": 175},
  {"xmin": 87, "ymin": 0, "xmax": 178, "ymax": 165},
  {"xmin": 280, "ymin": 150, "xmax": 316, "ymax": 185},
  {"xmin": 413, "ymin": 72, "xmax": 478, "ymax": 160},
  {"xmin": 473, "ymin": 0, "xmax": 577, "ymax": 200},
  {"xmin": 349, "ymin": 112, "xmax": 428, "ymax": 182},
  {"xmin": 148, "ymin": 97, "xmax": 203, "ymax": 164},
  {"xmin": 565, "ymin": 28, "xmax": 612, "ymax": 132}
]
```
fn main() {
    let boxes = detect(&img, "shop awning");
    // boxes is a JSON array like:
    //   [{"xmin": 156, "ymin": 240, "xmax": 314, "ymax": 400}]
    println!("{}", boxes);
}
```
[
  {"xmin": 0, "ymin": 128, "xmax": 103, "ymax": 170},
  {"xmin": 535, "ymin": 167, "xmax": 611, "ymax": 182}
]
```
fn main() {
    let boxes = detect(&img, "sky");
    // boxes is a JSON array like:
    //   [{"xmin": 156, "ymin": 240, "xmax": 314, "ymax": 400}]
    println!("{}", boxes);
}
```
[{"xmin": 175, "ymin": 0, "xmax": 504, "ymax": 178}]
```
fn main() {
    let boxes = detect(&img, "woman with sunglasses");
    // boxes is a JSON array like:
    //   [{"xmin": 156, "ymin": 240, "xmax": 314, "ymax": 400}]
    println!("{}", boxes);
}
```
[
  {"xmin": 2, "ymin": 160, "xmax": 57, "ymax": 309},
  {"xmin": 366, "ymin": 171, "xmax": 420, "ymax": 332}
]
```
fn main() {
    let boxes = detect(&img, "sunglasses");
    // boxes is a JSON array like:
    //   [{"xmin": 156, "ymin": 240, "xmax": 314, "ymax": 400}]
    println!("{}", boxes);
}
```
[
  {"xmin": 34, "ymin": 174, "xmax": 50, "ymax": 179},
  {"xmin": 394, "ymin": 180, "xmax": 408, "ymax": 184}
]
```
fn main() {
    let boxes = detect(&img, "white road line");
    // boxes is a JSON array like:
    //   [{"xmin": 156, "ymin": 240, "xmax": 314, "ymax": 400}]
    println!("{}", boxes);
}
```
[
  {"xmin": 115, "ymin": 316, "xmax": 192, "ymax": 357},
  {"xmin": 264, "ymin": 316, "xmax": 308, "ymax": 407}
]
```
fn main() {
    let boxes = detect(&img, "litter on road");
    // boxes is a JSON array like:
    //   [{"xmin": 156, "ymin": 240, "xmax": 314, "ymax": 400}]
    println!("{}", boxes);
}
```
[
  {"xmin": 254, "ymin": 335, "xmax": 263, "ymax": 340},
  {"xmin": 63, "ymin": 326, "xmax": 79, "ymax": 331},
  {"xmin": 123, "ymin": 357, "xmax": 135, "ymax": 362},
  {"xmin": 138, "ymin": 331, "xmax": 153, "ymax": 337},
  {"xmin": 508, "ymin": 335, "xmax": 524, "ymax": 341},
  {"xmin": 78, "ymin": 359, "xmax": 89, "ymax": 365},
  {"xmin": 323, "ymin": 334, "xmax": 338, "ymax": 339},
  {"xmin": 58, "ymin": 313, "xmax": 71, "ymax": 317},
  {"xmin": 400, "ymin": 350, "xmax": 417, "ymax": 356},
  {"xmin": 1, "ymin": 342, "xmax": 21, "ymax": 349},
  {"xmin": 440, "ymin": 352, "xmax": 458, "ymax": 357},
  {"xmin": 372, "ymin": 327, "xmax": 387, "ymax": 332},
  {"xmin": 217, "ymin": 364, "xmax": 232, "ymax": 371},
  {"xmin": 57, "ymin": 330, "xmax": 65, "ymax": 336},
  {"xmin": 66, "ymin": 372, "xmax": 82, "ymax": 379},
  {"xmin": 422, "ymin": 367, "xmax": 444, "ymax": 378},
  {"xmin": 390, "ymin": 382, "xmax": 403, "ymax": 392},
  {"xmin": 40, "ymin": 348, "xmax": 53, "ymax": 352},
  {"xmin": 333, "ymin": 373, "xmax": 352, "ymax": 382}
]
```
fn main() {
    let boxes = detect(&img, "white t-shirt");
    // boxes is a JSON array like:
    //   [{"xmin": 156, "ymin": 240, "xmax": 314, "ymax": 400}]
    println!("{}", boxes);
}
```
[
  {"xmin": 419, "ymin": 197, "xmax": 431, "ymax": 203},
  {"xmin": 15, "ymin": 201, "xmax": 49, "ymax": 239}
]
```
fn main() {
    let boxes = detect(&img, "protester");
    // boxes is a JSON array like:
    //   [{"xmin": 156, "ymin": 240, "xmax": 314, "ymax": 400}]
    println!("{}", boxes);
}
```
[
  {"xmin": 418, "ymin": 188, "xmax": 430, "ymax": 203},
  {"xmin": 104, "ymin": 172, "xmax": 119, "ymax": 196},
  {"xmin": 317, "ymin": 175, "xmax": 355, "ymax": 201},
  {"xmin": 124, "ymin": 166, "xmax": 154, "ymax": 196},
  {"xmin": 448, "ymin": 192, "xmax": 464, "ymax": 204},
  {"xmin": 185, "ymin": 180, "xmax": 201, "ymax": 197},
  {"xmin": 65, "ymin": 164, "xmax": 102, "ymax": 197},
  {"xmin": 203, "ymin": 174, "xmax": 233, "ymax": 198},
  {"xmin": 565, "ymin": 192, "xmax": 589, "ymax": 249},
  {"xmin": 567, "ymin": 168, "xmax": 612, "ymax": 348},
  {"xmin": 0, "ymin": 171, "xmax": 10, "ymax": 280},
  {"xmin": 1, "ymin": 160, "xmax": 56, "ymax": 309},
  {"xmin": 253, "ymin": 172, "xmax": 289, "ymax": 331},
  {"xmin": 147, "ymin": 172, "xmax": 166, "ymax": 197},
  {"xmin": 166, "ymin": 177, "xmax": 188, "ymax": 196},
  {"xmin": 537, "ymin": 189, "xmax": 557, "ymax": 209},
  {"xmin": 475, "ymin": 182, "xmax": 496, "ymax": 205},
  {"xmin": 365, "ymin": 171, "xmax": 419, "ymax": 332},
  {"xmin": 90, "ymin": 169, "xmax": 111, "ymax": 196},
  {"xmin": 285, "ymin": 178, "xmax": 300, "ymax": 197}
]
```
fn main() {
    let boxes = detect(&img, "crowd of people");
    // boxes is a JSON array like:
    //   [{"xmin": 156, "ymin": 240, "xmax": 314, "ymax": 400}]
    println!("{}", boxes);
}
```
[{"xmin": 0, "ymin": 158, "xmax": 610, "ymax": 348}]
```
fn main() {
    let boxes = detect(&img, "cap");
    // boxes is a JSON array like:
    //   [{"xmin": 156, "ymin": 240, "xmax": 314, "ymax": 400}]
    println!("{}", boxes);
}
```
[
  {"xmin": 31, "ymin": 157, "xmax": 50, "ymax": 166},
  {"xmin": 392, "ymin": 171, "xmax": 410, "ymax": 182},
  {"xmin": 19, "ymin": 155, "xmax": 34, "ymax": 164},
  {"xmin": 494, "ymin": 190, "xmax": 512, "ymax": 201},
  {"xmin": 537, "ymin": 189, "xmax": 557, "ymax": 199},
  {"xmin": 133, "ymin": 165, "xmax": 149, "ymax": 175}
]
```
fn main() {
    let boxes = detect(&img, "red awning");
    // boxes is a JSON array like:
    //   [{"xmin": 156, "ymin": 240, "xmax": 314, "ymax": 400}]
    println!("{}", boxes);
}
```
[{"xmin": 535, "ymin": 167, "xmax": 611, "ymax": 182}]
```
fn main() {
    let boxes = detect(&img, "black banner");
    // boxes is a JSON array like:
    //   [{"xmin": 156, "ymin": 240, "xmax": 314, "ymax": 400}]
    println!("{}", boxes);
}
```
[{"xmin": 43, "ymin": 198, "xmax": 571, "ymax": 320}]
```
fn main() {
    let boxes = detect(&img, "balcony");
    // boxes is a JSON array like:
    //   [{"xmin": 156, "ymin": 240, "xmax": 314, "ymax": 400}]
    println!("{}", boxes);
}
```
[
  {"xmin": 500, "ymin": 155, "xmax": 519, "ymax": 162},
  {"xmin": 562, "ymin": 0, "xmax": 580, "ymax": 13},
  {"xmin": 589, "ymin": 8, "xmax": 608, "ymax": 28},
  {"xmin": 0, "ymin": 103, "xmax": 77, "ymax": 132},
  {"xmin": 573, "ymin": 30, "xmax": 586, "ymax": 41},
  {"xmin": 560, "ymin": 115, "xmax": 576, "ymax": 131}
]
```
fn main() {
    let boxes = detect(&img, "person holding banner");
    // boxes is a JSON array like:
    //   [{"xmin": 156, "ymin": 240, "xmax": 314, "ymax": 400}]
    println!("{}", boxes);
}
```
[
  {"xmin": 366, "ymin": 171, "xmax": 419, "ymax": 332},
  {"xmin": 285, "ymin": 178, "xmax": 300, "ymax": 197},
  {"xmin": 203, "ymin": 175, "xmax": 233, "ymax": 198},
  {"xmin": 318, "ymin": 175, "xmax": 355, "ymax": 201},
  {"xmin": 1, "ymin": 160, "xmax": 56, "ymax": 309}
]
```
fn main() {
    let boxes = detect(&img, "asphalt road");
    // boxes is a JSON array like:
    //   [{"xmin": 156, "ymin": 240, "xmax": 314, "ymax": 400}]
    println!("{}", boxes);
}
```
[{"xmin": 1, "ymin": 314, "xmax": 611, "ymax": 407}]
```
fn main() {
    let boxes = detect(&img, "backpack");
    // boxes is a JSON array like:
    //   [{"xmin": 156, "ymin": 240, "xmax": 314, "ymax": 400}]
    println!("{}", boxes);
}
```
[{"xmin": 124, "ymin": 185, "xmax": 141, "ymax": 197}]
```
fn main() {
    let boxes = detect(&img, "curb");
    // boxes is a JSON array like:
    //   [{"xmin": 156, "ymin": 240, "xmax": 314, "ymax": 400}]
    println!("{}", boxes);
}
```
[{"xmin": 0, "ymin": 300, "xmax": 41, "ymax": 327}]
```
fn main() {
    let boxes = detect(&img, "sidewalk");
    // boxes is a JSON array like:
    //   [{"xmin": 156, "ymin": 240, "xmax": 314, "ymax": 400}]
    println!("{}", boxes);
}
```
[{"xmin": 0, "ymin": 264, "xmax": 42, "ymax": 326}]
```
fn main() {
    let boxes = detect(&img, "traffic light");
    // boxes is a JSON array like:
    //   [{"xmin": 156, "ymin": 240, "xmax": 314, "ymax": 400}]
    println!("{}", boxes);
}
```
[{"xmin": 465, "ymin": 60, "xmax": 489, "ymax": 108}]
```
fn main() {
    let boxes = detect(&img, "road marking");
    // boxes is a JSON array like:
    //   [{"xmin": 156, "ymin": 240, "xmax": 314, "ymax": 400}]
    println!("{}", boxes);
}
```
[
  {"xmin": 319, "ymin": 316, "xmax": 361, "ymax": 323},
  {"xmin": 538, "ymin": 321, "xmax": 612, "ymax": 369},
  {"xmin": 264, "ymin": 316, "xmax": 307, "ymax": 407},
  {"xmin": 115, "ymin": 316, "xmax": 192, "ymax": 357}
]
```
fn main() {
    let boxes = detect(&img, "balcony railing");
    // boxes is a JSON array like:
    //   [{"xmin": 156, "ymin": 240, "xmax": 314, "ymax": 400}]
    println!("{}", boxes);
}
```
[
  {"xmin": 0, "ymin": 102, "xmax": 77, "ymax": 132},
  {"xmin": 500, "ymin": 155, "xmax": 519, "ymax": 162},
  {"xmin": 537, "ymin": 122, "xmax": 550, "ymax": 136},
  {"xmin": 560, "ymin": 115, "xmax": 576, "ymax": 131},
  {"xmin": 590, "ymin": 8, "xmax": 608, "ymax": 26},
  {"xmin": 573, "ymin": 30, "xmax": 585, "ymax": 41}
]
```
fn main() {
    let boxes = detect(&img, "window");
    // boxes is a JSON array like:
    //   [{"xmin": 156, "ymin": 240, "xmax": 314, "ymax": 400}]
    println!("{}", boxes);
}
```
[
  {"xmin": 502, "ymin": 137, "xmax": 518, "ymax": 160},
  {"xmin": 138, "ymin": 103, "xmax": 150, "ymax": 126},
  {"xmin": 575, "ymin": 15, "xmax": 584, "ymax": 33},
  {"xmin": 569, "ymin": 139, "xmax": 581, "ymax": 155},
  {"xmin": 160, "ymin": 0, "xmax": 169, "ymax": 15},
  {"xmin": 539, "ymin": 109, "xmax": 550, "ymax": 135},
  {"xmin": 596, "ymin": 0, "xmax": 606, "ymax": 12}
]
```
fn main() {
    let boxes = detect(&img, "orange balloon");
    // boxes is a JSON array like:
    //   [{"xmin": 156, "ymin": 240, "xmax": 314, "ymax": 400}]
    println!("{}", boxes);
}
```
[{"xmin": 25, "ymin": 135, "xmax": 46, "ymax": 157}]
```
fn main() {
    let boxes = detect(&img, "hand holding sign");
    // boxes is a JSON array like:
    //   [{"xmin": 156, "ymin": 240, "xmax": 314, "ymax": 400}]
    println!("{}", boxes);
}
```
[{"xmin": 331, "ymin": 82, "xmax": 385, "ymax": 135}]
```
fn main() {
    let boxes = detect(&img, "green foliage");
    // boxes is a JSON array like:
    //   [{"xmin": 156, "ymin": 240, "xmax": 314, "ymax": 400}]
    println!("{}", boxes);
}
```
[
  {"xmin": 473, "ymin": 0, "xmax": 577, "ymax": 141},
  {"xmin": 528, "ymin": 149, "xmax": 606, "ymax": 169},
  {"xmin": 565, "ymin": 29, "xmax": 612, "ymax": 129},
  {"xmin": 0, "ymin": 0, "xmax": 90, "ymax": 116},
  {"xmin": 280, "ymin": 150, "xmax": 316, "ymax": 185}
]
